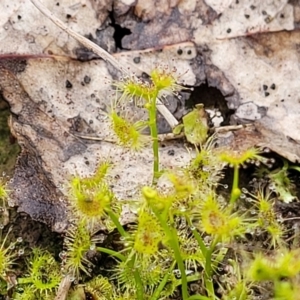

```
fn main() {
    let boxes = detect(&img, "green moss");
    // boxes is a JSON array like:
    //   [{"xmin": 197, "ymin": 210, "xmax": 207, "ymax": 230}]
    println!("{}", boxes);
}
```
[{"xmin": 0, "ymin": 104, "xmax": 20, "ymax": 176}]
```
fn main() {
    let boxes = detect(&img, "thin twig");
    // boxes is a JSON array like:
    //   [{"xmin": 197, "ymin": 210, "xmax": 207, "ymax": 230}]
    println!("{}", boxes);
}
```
[
  {"xmin": 214, "ymin": 123, "xmax": 252, "ymax": 133},
  {"xmin": 54, "ymin": 273, "xmax": 73, "ymax": 300},
  {"xmin": 73, "ymin": 132, "xmax": 185, "ymax": 143}
]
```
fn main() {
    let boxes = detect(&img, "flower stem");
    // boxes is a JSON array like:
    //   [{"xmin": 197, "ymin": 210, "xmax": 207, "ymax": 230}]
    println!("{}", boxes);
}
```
[
  {"xmin": 186, "ymin": 216, "xmax": 215, "ymax": 297},
  {"xmin": 187, "ymin": 296, "xmax": 211, "ymax": 300},
  {"xmin": 128, "ymin": 252, "xmax": 144, "ymax": 300},
  {"xmin": 151, "ymin": 261, "xmax": 176, "ymax": 300},
  {"xmin": 203, "ymin": 237, "xmax": 218, "ymax": 298},
  {"xmin": 106, "ymin": 210, "xmax": 143, "ymax": 299},
  {"xmin": 186, "ymin": 216, "xmax": 207, "ymax": 256},
  {"xmin": 230, "ymin": 164, "xmax": 240, "ymax": 204},
  {"xmin": 151, "ymin": 207, "xmax": 189, "ymax": 299},
  {"xmin": 147, "ymin": 92, "xmax": 160, "ymax": 184},
  {"xmin": 105, "ymin": 209, "xmax": 128, "ymax": 238}
]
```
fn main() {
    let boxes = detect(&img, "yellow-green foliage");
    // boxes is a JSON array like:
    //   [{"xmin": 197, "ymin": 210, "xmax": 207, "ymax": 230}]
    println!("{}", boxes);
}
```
[
  {"xmin": 0, "ymin": 109, "xmax": 20, "ymax": 176},
  {"xmin": 0, "ymin": 228, "xmax": 18, "ymax": 281},
  {"xmin": 84, "ymin": 275, "xmax": 114, "ymax": 300},
  {"xmin": 133, "ymin": 211, "xmax": 164, "ymax": 255},
  {"xmin": 16, "ymin": 248, "xmax": 61, "ymax": 299},
  {"xmin": 0, "ymin": 178, "xmax": 8, "ymax": 201},
  {"xmin": 68, "ymin": 161, "xmax": 120, "ymax": 230},
  {"xmin": 0, "ymin": 3, "xmax": 297, "ymax": 296},
  {"xmin": 218, "ymin": 147, "xmax": 263, "ymax": 167},
  {"xmin": 268, "ymin": 160, "xmax": 297, "ymax": 203},
  {"xmin": 173, "ymin": 104, "xmax": 209, "ymax": 145},
  {"xmin": 0, "ymin": 182, "xmax": 18, "ymax": 282},
  {"xmin": 1, "ymin": 63, "xmax": 296, "ymax": 300},
  {"xmin": 200, "ymin": 194, "xmax": 245, "ymax": 241},
  {"xmin": 109, "ymin": 111, "xmax": 149, "ymax": 150},
  {"xmin": 150, "ymin": 68, "xmax": 183, "ymax": 95},
  {"xmin": 63, "ymin": 220, "xmax": 93, "ymax": 278},
  {"xmin": 252, "ymin": 187, "xmax": 284, "ymax": 247},
  {"xmin": 249, "ymin": 249, "xmax": 300, "ymax": 281}
]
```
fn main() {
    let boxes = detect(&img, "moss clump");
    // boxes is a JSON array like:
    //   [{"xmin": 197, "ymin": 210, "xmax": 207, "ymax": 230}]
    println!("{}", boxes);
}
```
[{"xmin": 0, "ymin": 101, "xmax": 20, "ymax": 176}]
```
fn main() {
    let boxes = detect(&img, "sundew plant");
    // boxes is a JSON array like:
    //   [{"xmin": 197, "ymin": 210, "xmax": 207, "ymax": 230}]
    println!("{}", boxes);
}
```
[{"xmin": 0, "ymin": 1, "xmax": 298, "ymax": 299}]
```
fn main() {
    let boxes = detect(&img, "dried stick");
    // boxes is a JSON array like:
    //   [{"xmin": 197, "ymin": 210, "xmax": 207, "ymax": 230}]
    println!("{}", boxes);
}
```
[{"xmin": 54, "ymin": 273, "xmax": 72, "ymax": 300}]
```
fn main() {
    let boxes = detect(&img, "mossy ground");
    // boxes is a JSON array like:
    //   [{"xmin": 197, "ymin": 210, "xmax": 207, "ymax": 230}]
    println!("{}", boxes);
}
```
[{"xmin": 0, "ymin": 99, "xmax": 20, "ymax": 177}]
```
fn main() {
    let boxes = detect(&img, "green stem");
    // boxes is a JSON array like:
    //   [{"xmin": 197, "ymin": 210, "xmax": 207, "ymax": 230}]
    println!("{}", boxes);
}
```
[
  {"xmin": 203, "ymin": 237, "xmax": 218, "ymax": 298},
  {"xmin": 128, "ymin": 252, "xmax": 144, "ymax": 300},
  {"xmin": 105, "ymin": 209, "xmax": 128, "ymax": 238},
  {"xmin": 186, "ymin": 217, "xmax": 215, "ymax": 297},
  {"xmin": 186, "ymin": 273, "xmax": 203, "ymax": 283},
  {"xmin": 147, "ymin": 92, "xmax": 159, "ymax": 184},
  {"xmin": 186, "ymin": 217, "xmax": 216, "ymax": 298},
  {"xmin": 106, "ymin": 210, "xmax": 143, "ymax": 300},
  {"xmin": 97, "ymin": 247, "xmax": 125, "ymax": 261},
  {"xmin": 172, "ymin": 273, "xmax": 203, "ymax": 289},
  {"xmin": 187, "ymin": 296, "xmax": 212, "ymax": 300},
  {"xmin": 151, "ymin": 208, "xmax": 189, "ymax": 300},
  {"xmin": 233, "ymin": 165, "xmax": 239, "ymax": 192},
  {"xmin": 290, "ymin": 165, "xmax": 300, "ymax": 172},
  {"xmin": 18, "ymin": 277, "xmax": 33, "ymax": 284},
  {"xmin": 230, "ymin": 164, "xmax": 240, "ymax": 204},
  {"xmin": 151, "ymin": 261, "xmax": 176, "ymax": 300},
  {"xmin": 186, "ymin": 216, "xmax": 207, "ymax": 257},
  {"xmin": 204, "ymin": 276, "xmax": 214, "ymax": 299}
]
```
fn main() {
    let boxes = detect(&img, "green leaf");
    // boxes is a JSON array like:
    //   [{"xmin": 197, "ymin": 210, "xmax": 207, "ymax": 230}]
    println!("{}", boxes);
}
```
[
  {"xmin": 269, "ymin": 161, "xmax": 296, "ymax": 203},
  {"xmin": 180, "ymin": 104, "xmax": 209, "ymax": 145}
]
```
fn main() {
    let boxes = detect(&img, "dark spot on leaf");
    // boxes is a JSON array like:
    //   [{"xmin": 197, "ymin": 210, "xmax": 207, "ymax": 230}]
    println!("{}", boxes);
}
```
[
  {"xmin": 265, "ymin": 92, "xmax": 270, "ymax": 97},
  {"xmin": 245, "ymin": 14, "xmax": 250, "ymax": 19},
  {"xmin": 133, "ymin": 57, "xmax": 141, "ymax": 64},
  {"xmin": 168, "ymin": 149, "xmax": 175, "ymax": 156},
  {"xmin": 263, "ymin": 85, "xmax": 268, "ymax": 91},
  {"xmin": 84, "ymin": 75, "xmax": 91, "ymax": 84},
  {"xmin": 187, "ymin": 50, "xmax": 192, "ymax": 55},
  {"xmin": 270, "ymin": 83, "xmax": 276, "ymax": 90},
  {"xmin": 65, "ymin": 80, "xmax": 73, "ymax": 89},
  {"xmin": 264, "ymin": 16, "xmax": 272, "ymax": 23},
  {"xmin": 227, "ymin": 28, "xmax": 231, "ymax": 33},
  {"xmin": 177, "ymin": 49, "xmax": 183, "ymax": 55},
  {"xmin": 141, "ymin": 72, "xmax": 150, "ymax": 80}
]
